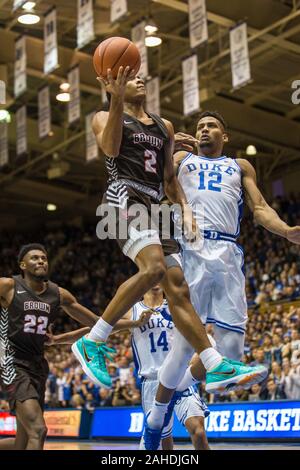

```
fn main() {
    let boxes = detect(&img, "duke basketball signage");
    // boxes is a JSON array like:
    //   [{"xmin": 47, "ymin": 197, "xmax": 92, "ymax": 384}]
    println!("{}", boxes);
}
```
[{"xmin": 91, "ymin": 401, "xmax": 300, "ymax": 439}]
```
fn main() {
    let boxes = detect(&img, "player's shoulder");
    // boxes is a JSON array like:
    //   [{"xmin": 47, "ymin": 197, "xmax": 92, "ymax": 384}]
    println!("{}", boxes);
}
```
[
  {"xmin": 161, "ymin": 118, "xmax": 174, "ymax": 133},
  {"xmin": 0, "ymin": 277, "xmax": 15, "ymax": 295},
  {"xmin": 92, "ymin": 110, "xmax": 109, "ymax": 131},
  {"xmin": 174, "ymin": 150, "xmax": 193, "ymax": 168},
  {"xmin": 235, "ymin": 158, "xmax": 255, "ymax": 175}
]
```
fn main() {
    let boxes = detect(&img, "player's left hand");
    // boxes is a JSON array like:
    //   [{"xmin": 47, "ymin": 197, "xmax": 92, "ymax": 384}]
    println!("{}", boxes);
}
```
[
  {"xmin": 135, "ymin": 309, "xmax": 153, "ymax": 328},
  {"xmin": 286, "ymin": 226, "xmax": 300, "ymax": 244},
  {"xmin": 183, "ymin": 205, "xmax": 201, "ymax": 244},
  {"xmin": 174, "ymin": 132, "xmax": 199, "ymax": 152},
  {"xmin": 45, "ymin": 324, "xmax": 57, "ymax": 346}
]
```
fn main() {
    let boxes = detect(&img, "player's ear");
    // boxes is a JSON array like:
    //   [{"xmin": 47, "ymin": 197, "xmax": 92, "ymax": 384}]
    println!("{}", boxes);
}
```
[
  {"xmin": 20, "ymin": 262, "xmax": 26, "ymax": 272},
  {"xmin": 223, "ymin": 132, "xmax": 229, "ymax": 143}
]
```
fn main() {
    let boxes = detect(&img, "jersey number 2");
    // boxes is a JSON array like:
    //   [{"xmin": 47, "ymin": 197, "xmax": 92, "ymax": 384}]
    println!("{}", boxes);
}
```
[
  {"xmin": 144, "ymin": 150, "xmax": 157, "ymax": 174},
  {"xmin": 24, "ymin": 315, "xmax": 49, "ymax": 335}
]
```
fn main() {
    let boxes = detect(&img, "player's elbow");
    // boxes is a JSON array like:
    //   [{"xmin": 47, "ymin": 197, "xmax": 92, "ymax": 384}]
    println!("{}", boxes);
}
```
[
  {"xmin": 253, "ymin": 203, "xmax": 267, "ymax": 225},
  {"xmin": 99, "ymin": 141, "xmax": 120, "ymax": 159}
]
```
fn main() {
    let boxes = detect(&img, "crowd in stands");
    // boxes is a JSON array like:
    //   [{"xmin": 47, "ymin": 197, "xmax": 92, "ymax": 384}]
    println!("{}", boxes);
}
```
[{"xmin": 0, "ymin": 195, "xmax": 300, "ymax": 411}]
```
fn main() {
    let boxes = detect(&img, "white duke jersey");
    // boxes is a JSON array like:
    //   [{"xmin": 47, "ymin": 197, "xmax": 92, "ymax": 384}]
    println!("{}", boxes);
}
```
[
  {"xmin": 131, "ymin": 300, "xmax": 174, "ymax": 380},
  {"xmin": 178, "ymin": 154, "xmax": 243, "ymax": 236}
]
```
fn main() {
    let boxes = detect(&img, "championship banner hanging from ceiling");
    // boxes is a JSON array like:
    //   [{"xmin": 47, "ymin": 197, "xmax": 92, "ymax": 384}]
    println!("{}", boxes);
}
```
[
  {"xmin": 13, "ymin": 0, "xmax": 26, "ymax": 11},
  {"xmin": 68, "ymin": 65, "xmax": 81, "ymax": 125},
  {"xmin": 14, "ymin": 35, "xmax": 26, "ymax": 98},
  {"xmin": 188, "ymin": 0, "xmax": 208, "ymax": 49},
  {"xmin": 131, "ymin": 21, "xmax": 148, "ymax": 78},
  {"xmin": 110, "ymin": 0, "xmax": 128, "ymax": 23},
  {"xmin": 44, "ymin": 7, "xmax": 58, "ymax": 75},
  {"xmin": 85, "ymin": 112, "xmax": 98, "ymax": 162},
  {"xmin": 230, "ymin": 22, "xmax": 251, "ymax": 90},
  {"xmin": 0, "ymin": 122, "xmax": 8, "ymax": 168},
  {"xmin": 77, "ymin": 0, "xmax": 95, "ymax": 49},
  {"xmin": 16, "ymin": 105, "xmax": 27, "ymax": 157},
  {"xmin": 38, "ymin": 86, "xmax": 51, "ymax": 139},
  {"xmin": 182, "ymin": 54, "xmax": 200, "ymax": 116},
  {"xmin": 146, "ymin": 77, "xmax": 160, "ymax": 116}
]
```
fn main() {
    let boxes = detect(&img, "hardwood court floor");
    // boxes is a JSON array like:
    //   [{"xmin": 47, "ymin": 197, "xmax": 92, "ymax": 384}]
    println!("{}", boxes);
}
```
[{"xmin": 44, "ymin": 440, "xmax": 300, "ymax": 450}]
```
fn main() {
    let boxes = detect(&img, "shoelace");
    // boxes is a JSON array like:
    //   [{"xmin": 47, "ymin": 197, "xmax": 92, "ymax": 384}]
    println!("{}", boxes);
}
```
[
  {"xmin": 224, "ymin": 358, "xmax": 266, "ymax": 372},
  {"xmin": 96, "ymin": 344, "xmax": 116, "ymax": 371}
]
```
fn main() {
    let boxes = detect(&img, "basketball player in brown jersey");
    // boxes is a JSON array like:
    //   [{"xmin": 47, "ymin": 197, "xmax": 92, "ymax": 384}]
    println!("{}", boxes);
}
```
[
  {"xmin": 0, "ymin": 243, "xmax": 102, "ymax": 450},
  {"xmin": 72, "ymin": 67, "xmax": 267, "ymax": 450}
]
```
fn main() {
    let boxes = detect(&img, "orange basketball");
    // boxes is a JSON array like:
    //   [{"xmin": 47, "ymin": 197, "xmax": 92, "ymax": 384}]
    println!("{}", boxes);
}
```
[{"xmin": 93, "ymin": 37, "xmax": 141, "ymax": 79}]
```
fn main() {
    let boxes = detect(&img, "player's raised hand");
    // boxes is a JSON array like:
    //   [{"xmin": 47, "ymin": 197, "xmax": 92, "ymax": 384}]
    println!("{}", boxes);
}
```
[
  {"xmin": 286, "ymin": 226, "xmax": 300, "ymax": 244},
  {"xmin": 96, "ymin": 66, "xmax": 135, "ymax": 98},
  {"xmin": 136, "ymin": 309, "xmax": 153, "ymax": 328},
  {"xmin": 174, "ymin": 132, "xmax": 199, "ymax": 152}
]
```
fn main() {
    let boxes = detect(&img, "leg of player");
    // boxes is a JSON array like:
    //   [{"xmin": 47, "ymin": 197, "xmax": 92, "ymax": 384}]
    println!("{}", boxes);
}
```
[
  {"xmin": 15, "ymin": 399, "xmax": 47, "ymax": 450},
  {"xmin": 144, "ymin": 265, "xmax": 267, "ymax": 446},
  {"xmin": 0, "ymin": 419, "xmax": 29, "ymax": 450},
  {"xmin": 14, "ymin": 419, "xmax": 29, "ymax": 449},
  {"xmin": 72, "ymin": 244, "xmax": 168, "ymax": 387},
  {"xmin": 185, "ymin": 416, "xmax": 210, "ymax": 450},
  {"xmin": 161, "ymin": 435, "xmax": 174, "ymax": 450},
  {"xmin": 176, "ymin": 335, "xmax": 216, "ymax": 392},
  {"xmin": 213, "ymin": 325, "xmax": 245, "ymax": 361},
  {"xmin": 0, "ymin": 437, "xmax": 15, "ymax": 450}
]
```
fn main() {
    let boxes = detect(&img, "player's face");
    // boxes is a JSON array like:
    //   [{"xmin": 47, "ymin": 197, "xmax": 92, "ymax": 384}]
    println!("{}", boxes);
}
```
[
  {"xmin": 124, "ymin": 75, "xmax": 146, "ymax": 102},
  {"xmin": 21, "ymin": 250, "xmax": 49, "ymax": 280},
  {"xmin": 150, "ymin": 285, "xmax": 163, "ymax": 295},
  {"xmin": 196, "ymin": 117, "xmax": 227, "ymax": 154}
]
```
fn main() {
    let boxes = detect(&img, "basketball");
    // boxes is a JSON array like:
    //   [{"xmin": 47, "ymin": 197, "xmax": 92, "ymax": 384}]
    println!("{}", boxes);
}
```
[{"xmin": 93, "ymin": 37, "xmax": 141, "ymax": 79}]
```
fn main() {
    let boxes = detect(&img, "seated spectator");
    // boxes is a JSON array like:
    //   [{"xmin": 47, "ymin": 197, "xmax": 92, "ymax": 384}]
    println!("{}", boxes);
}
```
[{"xmin": 265, "ymin": 379, "xmax": 287, "ymax": 400}]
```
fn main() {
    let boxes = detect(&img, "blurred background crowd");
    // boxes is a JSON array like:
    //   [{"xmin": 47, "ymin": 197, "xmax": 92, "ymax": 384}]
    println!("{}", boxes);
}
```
[{"xmin": 0, "ymin": 195, "xmax": 300, "ymax": 411}]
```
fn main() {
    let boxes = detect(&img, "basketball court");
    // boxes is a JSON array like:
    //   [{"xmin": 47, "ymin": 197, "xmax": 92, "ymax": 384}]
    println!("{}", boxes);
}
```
[{"xmin": 44, "ymin": 439, "xmax": 300, "ymax": 451}]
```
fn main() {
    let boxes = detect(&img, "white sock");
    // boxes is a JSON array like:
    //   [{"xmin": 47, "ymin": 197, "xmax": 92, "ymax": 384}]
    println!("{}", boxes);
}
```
[
  {"xmin": 88, "ymin": 318, "xmax": 113, "ymax": 342},
  {"xmin": 176, "ymin": 367, "xmax": 199, "ymax": 391},
  {"xmin": 147, "ymin": 401, "xmax": 169, "ymax": 430},
  {"xmin": 199, "ymin": 347, "xmax": 222, "ymax": 371}
]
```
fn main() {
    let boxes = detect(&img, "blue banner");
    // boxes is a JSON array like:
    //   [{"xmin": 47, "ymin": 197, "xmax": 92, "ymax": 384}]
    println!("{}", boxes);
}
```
[{"xmin": 91, "ymin": 401, "xmax": 300, "ymax": 440}]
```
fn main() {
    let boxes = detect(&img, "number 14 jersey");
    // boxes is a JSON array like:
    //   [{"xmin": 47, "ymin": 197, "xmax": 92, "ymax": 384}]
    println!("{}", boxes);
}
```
[{"xmin": 131, "ymin": 300, "xmax": 174, "ymax": 381}]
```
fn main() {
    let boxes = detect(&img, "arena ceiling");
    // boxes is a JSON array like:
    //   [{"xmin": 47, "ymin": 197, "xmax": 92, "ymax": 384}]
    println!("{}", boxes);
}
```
[{"xmin": 0, "ymin": 0, "xmax": 300, "ymax": 228}]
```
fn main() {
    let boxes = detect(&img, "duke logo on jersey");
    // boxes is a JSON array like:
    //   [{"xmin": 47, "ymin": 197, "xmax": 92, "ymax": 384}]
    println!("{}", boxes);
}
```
[{"xmin": 178, "ymin": 154, "xmax": 243, "ymax": 237}]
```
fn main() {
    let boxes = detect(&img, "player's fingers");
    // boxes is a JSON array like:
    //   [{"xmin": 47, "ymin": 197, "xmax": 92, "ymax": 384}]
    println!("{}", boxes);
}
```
[
  {"xmin": 97, "ymin": 76, "xmax": 107, "ymax": 87},
  {"xmin": 116, "ymin": 66, "xmax": 124, "ymax": 84},
  {"xmin": 107, "ymin": 68, "xmax": 114, "ymax": 84},
  {"xmin": 121, "ymin": 66, "xmax": 131, "ymax": 85}
]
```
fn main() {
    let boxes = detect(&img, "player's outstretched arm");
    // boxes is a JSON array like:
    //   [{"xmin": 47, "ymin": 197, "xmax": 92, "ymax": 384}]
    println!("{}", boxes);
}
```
[
  {"xmin": 163, "ymin": 120, "xmax": 199, "ymax": 242},
  {"xmin": 45, "ymin": 325, "xmax": 90, "ymax": 346},
  {"xmin": 92, "ymin": 66, "xmax": 133, "ymax": 158},
  {"xmin": 0, "ymin": 277, "xmax": 14, "ymax": 307},
  {"xmin": 173, "ymin": 150, "xmax": 188, "ymax": 174},
  {"xmin": 59, "ymin": 287, "xmax": 99, "ymax": 326},
  {"xmin": 238, "ymin": 158, "xmax": 300, "ymax": 244},
  {"xmin": 113, "ymin": 309, "xmax": 153, "ymax": 333}
]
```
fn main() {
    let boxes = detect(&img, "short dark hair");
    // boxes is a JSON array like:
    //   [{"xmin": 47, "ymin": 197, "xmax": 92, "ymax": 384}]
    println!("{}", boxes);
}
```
[
  {"xmin": 18, "ymin": 244, "xmax": 47, "ymax": 264},
  {"xmin": 198, "ymin": 111, "xmax": 227, "ymax": 131}
]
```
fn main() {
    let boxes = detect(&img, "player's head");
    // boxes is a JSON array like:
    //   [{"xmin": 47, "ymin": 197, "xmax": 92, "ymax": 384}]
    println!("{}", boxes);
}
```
[
  {"xmin": 124, "ymin": 75, "xmax": 146, "ymax": 104},
  {"xmin": 150, "ymin": 285, "xmax": 163, "ymax": 295},
  {"xmin": 196, "ymin": 111, "xmax": 228, "ymax": 156},
  {"xmin": 18, "ymin": 243, "xmax": 48, "ymax": 280}
]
